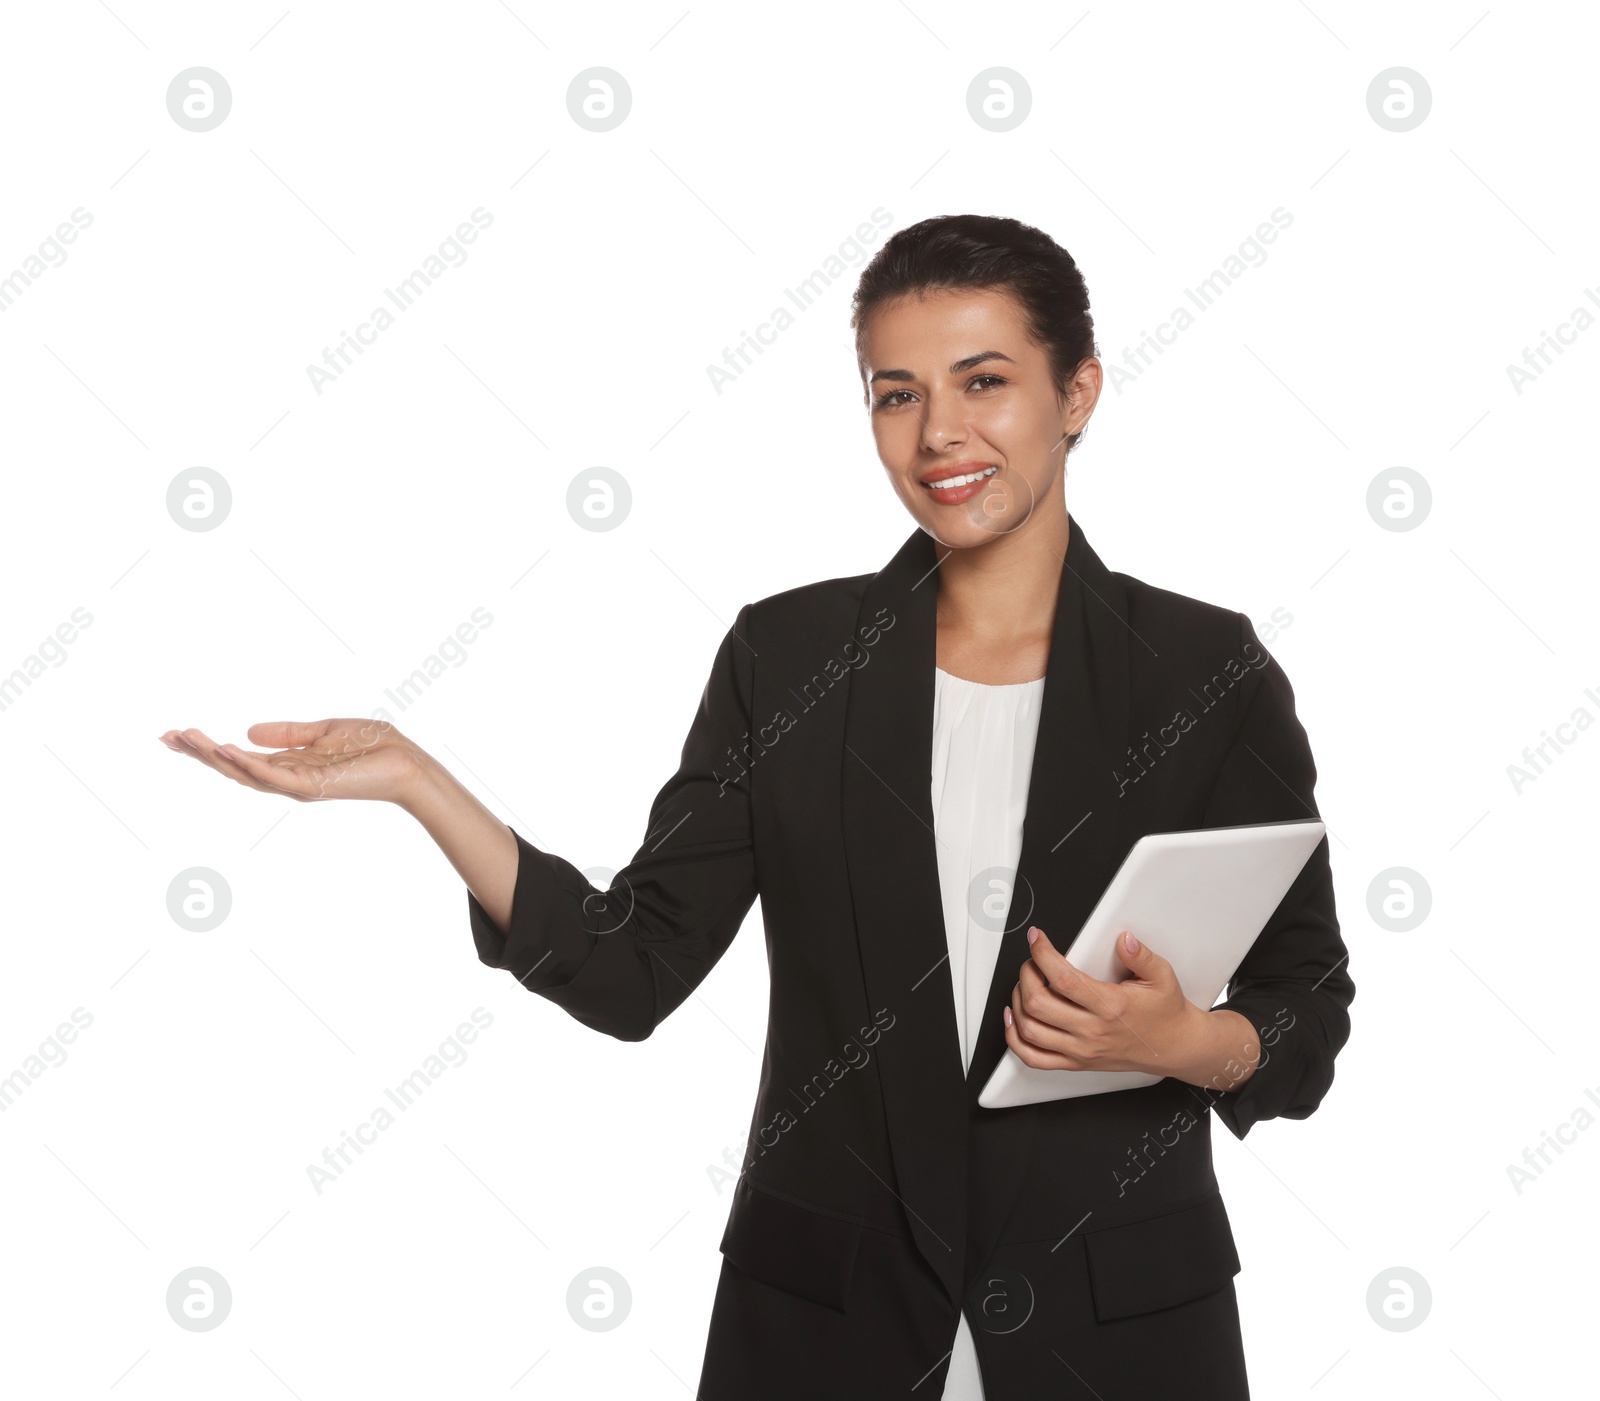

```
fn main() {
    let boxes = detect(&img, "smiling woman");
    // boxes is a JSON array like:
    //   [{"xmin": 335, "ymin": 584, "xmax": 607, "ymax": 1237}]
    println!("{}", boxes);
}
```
[
  {"xmin": 164, "ymin": 212, "xmax": 1352, "ymax": 1401},
  {"xmin": 852, "ymin": 218, "xmax": 1100, "ymax": 687}
]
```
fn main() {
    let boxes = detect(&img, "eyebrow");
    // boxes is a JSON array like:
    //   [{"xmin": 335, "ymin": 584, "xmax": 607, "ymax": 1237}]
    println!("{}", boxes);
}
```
[{"xmin": 867, "ymin": 350, "xmax": 1016, "ymax": 385}]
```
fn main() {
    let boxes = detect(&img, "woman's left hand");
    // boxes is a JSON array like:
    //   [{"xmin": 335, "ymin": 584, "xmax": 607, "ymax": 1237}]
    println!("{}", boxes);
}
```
[{"xmin": 1003, "ymin": 925, "xmax": 1215, "ymax": 1080}]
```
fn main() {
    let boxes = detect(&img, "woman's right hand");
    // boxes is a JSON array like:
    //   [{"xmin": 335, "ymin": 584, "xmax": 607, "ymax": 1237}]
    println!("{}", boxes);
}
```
[{"xmin": 158, "ymin": 719, "xmax": 426, "ymax": 806}]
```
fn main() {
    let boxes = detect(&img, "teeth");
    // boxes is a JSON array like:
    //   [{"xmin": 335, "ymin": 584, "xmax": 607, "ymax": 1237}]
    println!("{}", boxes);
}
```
[{"xmin": 924, "ymin": 466, "xmax": 998, "ymax": 490}]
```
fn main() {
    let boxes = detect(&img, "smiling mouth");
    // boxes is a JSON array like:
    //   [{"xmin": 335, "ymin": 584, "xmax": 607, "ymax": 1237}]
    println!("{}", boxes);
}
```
[{"xmin": 921, "ymin": 465, "xmax": 999, "ymax": 491}]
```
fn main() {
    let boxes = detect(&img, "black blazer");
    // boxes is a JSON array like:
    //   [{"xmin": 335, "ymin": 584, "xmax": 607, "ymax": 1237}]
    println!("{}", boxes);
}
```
[{"xmin": 467, "ymin": 517, "xmax": 1355, "ymax": 1399}]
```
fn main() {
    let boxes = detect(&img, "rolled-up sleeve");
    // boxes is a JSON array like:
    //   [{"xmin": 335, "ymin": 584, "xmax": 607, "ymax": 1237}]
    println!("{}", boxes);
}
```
[
  {"xmin": 467, "ymin": 602, "xmax": 760, "ymax": 1042},
  {"xmin": 1203, "ymin": 614, "xmax": 1354, "ymax": 1140}
]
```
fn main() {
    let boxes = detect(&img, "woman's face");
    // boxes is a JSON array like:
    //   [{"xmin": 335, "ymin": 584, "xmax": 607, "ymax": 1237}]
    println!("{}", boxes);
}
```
[{"xmin": 859, "ymin": 287, "xmax": 1100, "ymax": 549}]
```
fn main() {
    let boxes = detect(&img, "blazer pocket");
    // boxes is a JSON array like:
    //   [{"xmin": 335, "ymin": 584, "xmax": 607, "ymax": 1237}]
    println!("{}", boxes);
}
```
[
  {"xmin": 718, "ymin": 1176, "xmax": 864, "ymax": 1312},
  {"xmin": 1082, "ymin": 1192, "xmax": 1242, "ymax": 1323}
]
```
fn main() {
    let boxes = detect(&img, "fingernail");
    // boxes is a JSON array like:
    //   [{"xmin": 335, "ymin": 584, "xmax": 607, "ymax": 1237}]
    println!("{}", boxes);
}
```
[
  {"xmin": 1003, "ymin": 1006, "xmax": 1012, "ymax": 1027},
  {"xmin": 1126, "ymin": 932, "xmax": 1140, "ymax": 953},
  {"xmin": 1027, "ymin": 926, "xmax": 1040, "ymax": 945}
]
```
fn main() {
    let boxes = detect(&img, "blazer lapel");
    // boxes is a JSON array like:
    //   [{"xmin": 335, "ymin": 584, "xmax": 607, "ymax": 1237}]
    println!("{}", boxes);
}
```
[
  {"xmin": 840, "ymin": 514, "xmax": 1141, "ymax": 1311},
  {"xmin": 840, "ymin": 523, "xmax": 969, "ymax": 1309},
  {"xmin": 963, "ymin": 515, "xmax": 1136, "ymax": 1096}
]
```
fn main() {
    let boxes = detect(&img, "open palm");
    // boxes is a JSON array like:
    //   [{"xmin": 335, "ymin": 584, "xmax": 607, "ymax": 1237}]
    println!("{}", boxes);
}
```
[{"xmin": 159, "ymin": 718, "xmax": 423, "ymax": 804}]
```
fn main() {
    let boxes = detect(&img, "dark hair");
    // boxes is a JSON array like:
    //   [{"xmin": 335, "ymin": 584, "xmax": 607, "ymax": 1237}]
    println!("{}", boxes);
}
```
[{"xmin": 849, "ymin": 214, "xmax": 1099, "ymax": 452}]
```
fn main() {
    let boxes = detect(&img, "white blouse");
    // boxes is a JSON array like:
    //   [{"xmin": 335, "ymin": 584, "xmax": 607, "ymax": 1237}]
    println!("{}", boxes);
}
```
[{"xmin": 929, "ymin": 665, "xmax": 1046, "ymax": 1401}]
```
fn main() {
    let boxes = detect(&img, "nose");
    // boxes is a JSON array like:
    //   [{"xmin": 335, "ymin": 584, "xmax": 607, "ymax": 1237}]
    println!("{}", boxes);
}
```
[{"xmin": 918, "ymin": 391, "xmax": 968, "ymax": 454}]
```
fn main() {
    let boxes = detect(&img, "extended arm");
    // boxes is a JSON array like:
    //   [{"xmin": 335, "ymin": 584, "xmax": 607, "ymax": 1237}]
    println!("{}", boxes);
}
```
[
  {"xmin": 164, "ymin": 606, "xmax": 761, "ymax": 1045},
  {"xmin": 404, "ymin": 762, "xmax": 520, "ymax": 938},
  {"xmin": 415, "ymin": 603, "xmax": 762, "ymax": 1042}
]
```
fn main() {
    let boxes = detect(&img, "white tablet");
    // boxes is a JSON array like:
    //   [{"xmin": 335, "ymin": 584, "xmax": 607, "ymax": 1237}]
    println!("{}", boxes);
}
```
[{"xmin": 977, "ymin": 818, "xmax": 1327, "ymax": 1109}]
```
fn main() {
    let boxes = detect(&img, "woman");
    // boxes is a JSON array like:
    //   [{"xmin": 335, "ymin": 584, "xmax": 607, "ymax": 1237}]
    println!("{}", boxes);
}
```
[{"xmin": 161, "ymin": 214, "xmax": 1354, "ymax": 1398}]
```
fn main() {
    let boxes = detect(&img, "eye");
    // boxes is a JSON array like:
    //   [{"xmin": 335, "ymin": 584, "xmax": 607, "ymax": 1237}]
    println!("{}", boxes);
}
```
[{"xmin": 872, "ymin": 374, "xmax": 1007, "ymax": 410}]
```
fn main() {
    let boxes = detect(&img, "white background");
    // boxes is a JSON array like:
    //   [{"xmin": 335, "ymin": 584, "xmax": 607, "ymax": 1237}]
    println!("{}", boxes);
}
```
[{"xmin": 2, "ymin": 1, "xmax": 1596, "ymax": 1396}]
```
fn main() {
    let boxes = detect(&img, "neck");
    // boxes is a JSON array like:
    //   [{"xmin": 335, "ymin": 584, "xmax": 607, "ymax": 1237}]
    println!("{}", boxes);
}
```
[{"xmin": 933, "ymin": 501, "xmax": 1071, "ymax": 643}]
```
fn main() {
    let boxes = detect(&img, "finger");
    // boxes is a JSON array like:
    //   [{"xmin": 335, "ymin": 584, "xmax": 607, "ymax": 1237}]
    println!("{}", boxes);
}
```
[
  {"xmin": 1010, "ymin": 981, "xmax": 1078, "ymax": 1056},
  {"xmin": 1003, "ymin": 1004, "xmax": 1077, "ymax": 1069},
  {"xmin": 1025, "ymin": 925, "xmax": 1110, "ymax": 1010},
  {"xmin": 175, "ymin": 729, "xmax": 307, "ymax": 799},
  {"xmin": 169, "ymin": 726, "xmax": 255, "ymax": 775},
  {"xmin": 244, "ymin": 719, "xmax": 336, "ymax": 749},
  {"xmin": 1017, "ymin": 959, "xmax": 1091, "ymax": 1032},
  {"xmin": 1118, "ymin": 929, "xmax": 1175, "ymax": 987},
  {"xmin": 213, "ymin": 743, "xmax": 327, "ymax": 800},
  {"xmin": 163, "ymin": 732, "xmax": 239, "ymax": 772},
  {"xmin": 213, "ymin": 750, "xmax": 303, "ymax": 798}
]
